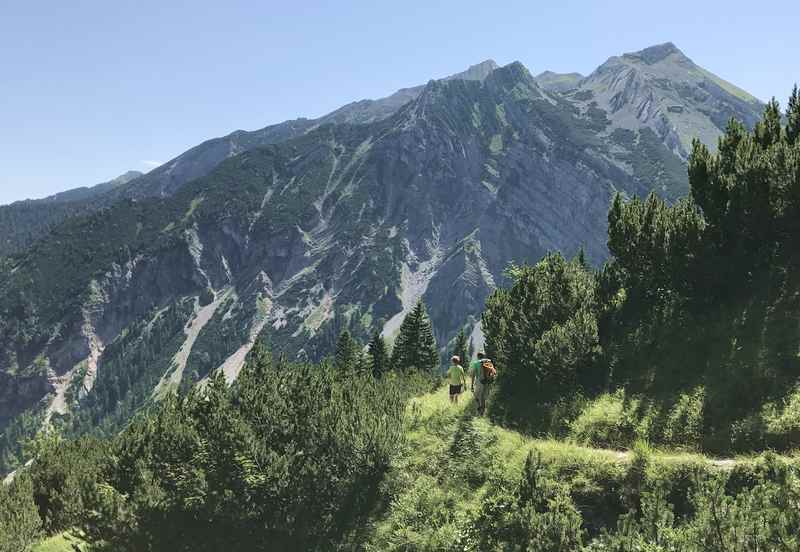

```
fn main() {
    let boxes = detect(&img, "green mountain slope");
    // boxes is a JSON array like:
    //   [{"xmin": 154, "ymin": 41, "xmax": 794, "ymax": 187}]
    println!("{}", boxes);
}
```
[{"xmin": 0, "ymin": 171, "xmax": 142, "ymax": 257}]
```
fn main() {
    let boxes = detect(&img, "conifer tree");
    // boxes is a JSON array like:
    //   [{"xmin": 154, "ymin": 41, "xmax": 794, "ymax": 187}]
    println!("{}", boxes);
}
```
[
  {"xmin": 334, "ymin": 330, "xmax": 360, "ymax": 373},
  {"xmin": 453, "ymin": 328, "xmax": 469, "ymax": 369},
  {"xmin": 0, "ymin": 474, "xmax": 42, "ymax": 551},
  {"xmin": 576, "ymin": 247, "xmax": 588, "ymax": 269},
  {"xmin": 391, "ymin": 301, "xmax": 439, "ymax": 373},
  {"xmin": 787, "ymin": 84, "xmax": 800, "ymax": 145},
  {"xmin": 355, "ymin": 348, "xmax": 370, "ymax": 375},
  {"xmin": 755, "ymin": 98, "xmax": 783, "ymax": 148},
  {"xmin": 368, "ymin": 332, "xmax": 390, "ymax": 378}
]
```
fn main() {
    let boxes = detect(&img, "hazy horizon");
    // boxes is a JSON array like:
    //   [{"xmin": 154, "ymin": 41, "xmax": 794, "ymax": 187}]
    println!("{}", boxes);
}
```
[{"xmin": 2, "ymin": 0, "xmax": 798, "ymax": 205}]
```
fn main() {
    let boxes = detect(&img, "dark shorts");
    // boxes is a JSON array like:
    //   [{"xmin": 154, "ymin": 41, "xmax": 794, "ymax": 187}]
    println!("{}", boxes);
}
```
[{"xmin": 449, "ymin": 384, "xmax": 463, "ymax": 396}]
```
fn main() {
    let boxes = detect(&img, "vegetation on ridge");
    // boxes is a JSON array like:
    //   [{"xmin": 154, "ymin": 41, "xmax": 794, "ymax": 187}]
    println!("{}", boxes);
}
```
[{"xmin": 483, "ymin": 93, "xmax": 800, "ymax": 454}]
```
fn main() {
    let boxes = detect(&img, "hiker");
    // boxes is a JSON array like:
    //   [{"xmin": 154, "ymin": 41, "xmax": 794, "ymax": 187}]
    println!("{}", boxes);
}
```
[
  {"xmin": 471, "ymin": 351, "xmax": 496, "ymax": 415},
  {"xmin": 447, "ymin": 355, "xmax": 467, "ymax": 404}
]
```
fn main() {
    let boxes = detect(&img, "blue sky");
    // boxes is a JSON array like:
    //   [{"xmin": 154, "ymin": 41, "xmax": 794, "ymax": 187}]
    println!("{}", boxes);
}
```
[{"xmin": 1, "ymin": 0, "xmax": 798, "ymax": 205}]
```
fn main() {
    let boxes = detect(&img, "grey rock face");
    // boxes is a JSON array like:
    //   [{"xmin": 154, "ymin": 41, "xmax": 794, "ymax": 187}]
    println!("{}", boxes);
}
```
[{"xmin": 569, "ymin": 42, "xmax": 763, "ymax": 158}]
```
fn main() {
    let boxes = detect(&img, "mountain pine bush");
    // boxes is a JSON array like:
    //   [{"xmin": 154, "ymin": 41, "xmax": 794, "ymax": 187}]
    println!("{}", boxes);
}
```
[
  {"xmin": 77, "ymin": 342, "xmax": 407, "ymax": 551},
  {"xmin": 0, "ymin": 474, "xmax": 42, "ymax": 552}
]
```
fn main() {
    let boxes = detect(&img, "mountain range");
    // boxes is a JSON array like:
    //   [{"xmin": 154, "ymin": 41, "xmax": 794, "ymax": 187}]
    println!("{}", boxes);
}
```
[{"xmin": 0, "ymin": 43, "xmax": 765, "ymax": 469}]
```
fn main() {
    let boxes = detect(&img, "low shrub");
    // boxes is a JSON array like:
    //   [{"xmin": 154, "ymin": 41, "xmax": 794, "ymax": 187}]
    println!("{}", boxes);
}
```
[
  {"xmin": 662, "ymin": 387, "xmax": 705, "ymax": 449},
  {"xmin": 371, "ymin": 474, "xmax": 464, "ymax": 552},
  {"xmin": 468, "ymin": 452, "xmax": 585, "ymax": 551},
  {"xmin": 569, "ymin": 390, "xmax": 639, "ymax": 449}
]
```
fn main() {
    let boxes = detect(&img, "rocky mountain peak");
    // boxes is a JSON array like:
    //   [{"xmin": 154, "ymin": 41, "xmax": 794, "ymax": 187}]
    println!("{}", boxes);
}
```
[
  {"xmin": 593, "ymin": 42, "xmax": 692, "ymax": 78},
  {"xmin": 447, "ymin": 59, "xmax": 500, "ymax": 82},
  {"xmin": 407, "ymin": 60, "xmax": 540, "ymax": 125},
  {"xmin": 576, "ymin": 42, "xmax": 763, "ymax": 158},
  {"xmin": 484, "ymin": 61, "xmax": 538, "ymax": 91},
  {"xmin": 624, "ymin": 41, "xmax": 687, "ymax": 65}
]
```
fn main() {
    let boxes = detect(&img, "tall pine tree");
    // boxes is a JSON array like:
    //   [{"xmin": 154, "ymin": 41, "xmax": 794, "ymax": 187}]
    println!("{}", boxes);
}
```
[
  {"xmin": 368, "ymin": 333, "xmax": 390, "ymax": 378},
  {"xmin": 391, "ymin": 301, "xmax": 439, "ymax": 373}
]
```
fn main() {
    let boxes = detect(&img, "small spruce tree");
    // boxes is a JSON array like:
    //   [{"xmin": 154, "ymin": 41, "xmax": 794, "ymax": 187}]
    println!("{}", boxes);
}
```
[
  {"xmin": 453, "ymin": 328, "xmax": 469, "ymax": 369},
  {"xmin": 755, "ymin": 98, "xmax": 783, "ymax": 148},
  {"xmin": 368, "ymin": 333, "xmax": 390, "ymax": 378},
  {"xmin": 576, "ymin": 247, "xmax": 588, "ymax": 268},
  {"xmin": 391, "ymin": 301, "xmax": 439, "ymax": 373},
  {"xmin": 334, "ymin": 330, "xmax": 360, "ymax": 373}
]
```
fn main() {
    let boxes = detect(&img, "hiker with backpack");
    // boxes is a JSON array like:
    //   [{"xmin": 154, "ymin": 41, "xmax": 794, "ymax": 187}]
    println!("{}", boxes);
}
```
[
  {"xmin": 447, "ymin": 355, "xmax": 467, "ymax": 404},
  {"xmin": 470, "ymin": 351, "xmax": 496, "ymax": 415}
]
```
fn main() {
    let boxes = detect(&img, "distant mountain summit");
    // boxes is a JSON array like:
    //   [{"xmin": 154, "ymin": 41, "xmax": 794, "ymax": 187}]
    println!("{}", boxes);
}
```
[
  {"xmin": 574, "ymin": 42, "xmax": 762, "ymax": 157},
  {"xmin": 0, "ymin": 44, "xmax": 767, "ymax": 472},
  {"xmin": 107, "ymin": 60, "xmax": 504, "ymax": 200},
  {"xmin": 114, "ymin": 43, "xmax": 761, "ymax": 202},
  {"xmin": 446, "ymin": 59, "xmax": 500, "ymax": 82},
  {"xmin": 626, "ymin": 41, "xmax": 685, "ymax": 64}
]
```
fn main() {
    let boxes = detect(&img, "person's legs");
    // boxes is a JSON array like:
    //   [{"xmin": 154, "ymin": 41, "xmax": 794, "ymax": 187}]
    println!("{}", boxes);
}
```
[{"xmin": 474, "ymin": 380, "xmax": 484, "ymax": 414}]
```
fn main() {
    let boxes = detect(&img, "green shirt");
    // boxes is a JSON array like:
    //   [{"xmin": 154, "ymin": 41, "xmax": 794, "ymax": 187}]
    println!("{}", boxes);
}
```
[
  {"xmin": 470, "ymin": 360, "xmax": 482, "ymax": 381},
  {"xmin": 447, "ymin": 364, "xmax": 466, "ymax": 386}
]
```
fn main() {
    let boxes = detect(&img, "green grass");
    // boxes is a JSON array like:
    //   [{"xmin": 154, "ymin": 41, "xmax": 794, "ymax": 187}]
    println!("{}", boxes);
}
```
[
  {"xmin": 360, "ymin": 387, "xmax": 628, "ymax": 548},
  {"xmin": 361, "ymin": 384, "xmax": 794, "ymax": 549},
  {"xmin": 32, "ymin": 531, "xmax": 88, "ymax": 552}
]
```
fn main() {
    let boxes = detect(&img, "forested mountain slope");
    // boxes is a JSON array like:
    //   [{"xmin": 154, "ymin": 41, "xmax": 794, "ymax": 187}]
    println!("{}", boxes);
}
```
[
  {"xmin": 0, "ymin": 45, "xmax": 765, "ymax": 471},
  {"xmin": 0, "ymin": 171, "xmax": 141, "ymax": 257}
]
